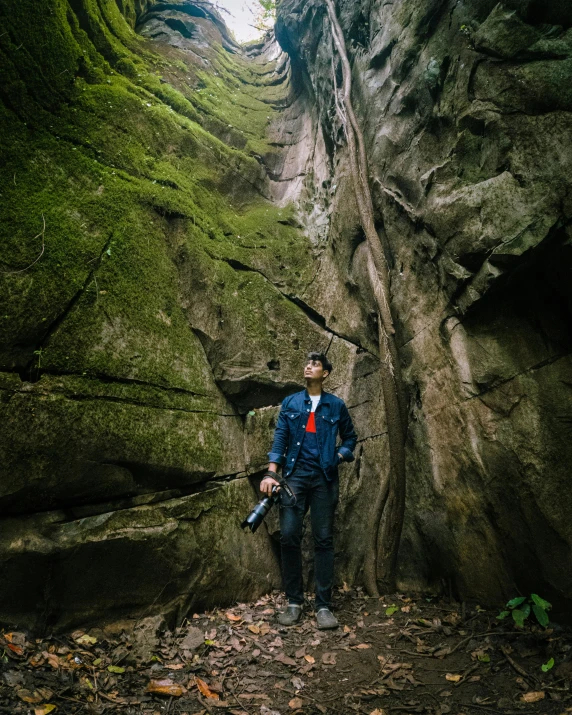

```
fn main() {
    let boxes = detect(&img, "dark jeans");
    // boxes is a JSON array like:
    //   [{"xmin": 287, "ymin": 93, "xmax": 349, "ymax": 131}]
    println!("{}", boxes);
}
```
[{"xmin": 279, "ymin": 470, "xmax": 339, "ymax": 610}]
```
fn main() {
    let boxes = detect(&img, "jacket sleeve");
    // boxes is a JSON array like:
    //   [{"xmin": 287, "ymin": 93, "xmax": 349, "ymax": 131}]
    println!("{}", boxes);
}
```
[
  {"xmin": 267, "ymin": 398, "xmax": 291, "ymax": 466},
  {"xmin": 337, "ymin": 401, "xmax": 357, "ymax": 462}
]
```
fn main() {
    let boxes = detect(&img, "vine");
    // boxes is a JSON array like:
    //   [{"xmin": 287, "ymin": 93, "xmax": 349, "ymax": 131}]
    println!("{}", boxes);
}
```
[{"xmin": 324, "ymin": 0, "xmax": 407, "ymax": 594}]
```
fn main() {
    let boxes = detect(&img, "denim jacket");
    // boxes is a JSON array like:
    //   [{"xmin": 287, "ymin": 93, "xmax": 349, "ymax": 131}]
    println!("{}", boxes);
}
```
[{"xmin": 268, "ymin": 390, "xmax": 357, "ymax": 480}]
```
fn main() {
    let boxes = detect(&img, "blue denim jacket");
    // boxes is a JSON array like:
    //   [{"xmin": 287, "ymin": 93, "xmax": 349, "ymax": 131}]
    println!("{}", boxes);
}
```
[{"xmin": 268, "ymin": 390, "xmax": 357, "ymax": 480}]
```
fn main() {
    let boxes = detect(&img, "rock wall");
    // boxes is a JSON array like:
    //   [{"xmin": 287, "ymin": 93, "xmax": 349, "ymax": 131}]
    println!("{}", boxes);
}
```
[
  {"xmin": 275, "ymin": 0, "xmax": 572, "ymax": 606},
  {"xmin": 0, "ymin": 0, "xmax": 381, "ymax": 630},
  {"xmin": 1, "ymin": 0, "xmax": 571, "ymax": 630}
]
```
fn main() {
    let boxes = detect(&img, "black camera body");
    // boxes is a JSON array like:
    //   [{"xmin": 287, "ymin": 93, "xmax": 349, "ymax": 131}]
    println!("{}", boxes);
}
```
[{"xmin": 241, "ymin": 475, "xmax": 295, "ymax": 533}]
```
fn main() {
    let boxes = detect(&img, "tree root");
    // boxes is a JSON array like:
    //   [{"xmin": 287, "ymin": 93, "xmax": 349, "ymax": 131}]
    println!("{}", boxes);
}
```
[{"xmin": 324, "ymin": 0, "xmax": 407, "ymax": 594}]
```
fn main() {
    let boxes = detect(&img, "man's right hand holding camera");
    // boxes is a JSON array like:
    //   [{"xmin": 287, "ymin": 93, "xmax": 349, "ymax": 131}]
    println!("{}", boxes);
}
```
[{"xmin": 260, "ymin": 465, "xmax": 280, "ymax": 496}]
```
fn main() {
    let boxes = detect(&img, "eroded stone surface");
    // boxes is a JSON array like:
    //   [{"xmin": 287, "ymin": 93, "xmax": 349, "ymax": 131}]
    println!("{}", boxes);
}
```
[
  {"xmin": 1, "ymin": 0, "xmax": 571, "ymax": 630},
  {"xmin": 275, "ymin": 0, "xmax": 572, "ymax": 603}
]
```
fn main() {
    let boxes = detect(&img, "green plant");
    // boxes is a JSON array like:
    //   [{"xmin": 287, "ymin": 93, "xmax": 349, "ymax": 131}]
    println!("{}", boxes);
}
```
[
  {"xmin": 252, "ymin": 0, "xmax": 276, "ymax": 32},
  {"xmin": 497, "ymin": 594, "xmax": 552, "ymax": 628}
]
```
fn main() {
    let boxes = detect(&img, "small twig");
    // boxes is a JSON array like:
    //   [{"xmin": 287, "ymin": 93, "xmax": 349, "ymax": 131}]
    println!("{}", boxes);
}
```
[
  {"xmin": 454, "ymin": 663, "xmax": 479, "ymax": 686},
  {"xmin": 448, "ymin": 630, "xmax": 516, "ymax": 656},
  {"xmin": 2, "ymin": 214, "xmax": 46, "ymax": 274},
  {"xmin": 500, "ymin": 646, "xmax": 539, "ymax": 686},
  {"xmin": 399, "ymin": 650, "xmax": 436, "ymax": 658},
  {"xmin": 95, "ymin": 691, "xmax": 130, "ymax": 707},
  {"xmin": 197, "ymin": 694, "xmax": 215, "ymax": 714}
]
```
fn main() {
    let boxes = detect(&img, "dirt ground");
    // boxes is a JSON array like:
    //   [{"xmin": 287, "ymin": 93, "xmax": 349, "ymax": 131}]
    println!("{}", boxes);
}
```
[{"xmin": 1, "ymin": 587, "xmax": 571, "ymax": 715}]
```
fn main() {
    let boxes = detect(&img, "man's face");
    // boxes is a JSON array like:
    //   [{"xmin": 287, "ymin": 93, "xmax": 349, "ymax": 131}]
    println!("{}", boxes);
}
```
[{"xmin": 304, "ymin": 359, "xmax": 329, "ymax": 381}]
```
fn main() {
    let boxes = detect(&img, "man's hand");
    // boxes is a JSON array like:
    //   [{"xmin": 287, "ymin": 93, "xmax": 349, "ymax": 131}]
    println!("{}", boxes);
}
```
[{"xmin": 260, "ymin": 475, "xmax": 280, "ymax": 496}]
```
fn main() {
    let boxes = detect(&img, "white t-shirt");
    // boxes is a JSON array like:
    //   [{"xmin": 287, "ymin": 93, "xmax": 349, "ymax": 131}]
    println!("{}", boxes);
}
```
[{"xmin": 309, "ymin": 394, "xmax": 321, "ymax": 412}]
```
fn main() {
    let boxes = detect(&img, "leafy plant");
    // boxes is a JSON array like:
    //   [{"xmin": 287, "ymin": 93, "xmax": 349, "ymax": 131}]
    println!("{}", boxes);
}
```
[
  {"xmin": 252, "ymin": 0, "xmax": 276, "ymax": 32},
  {"xmin": 497, "ymin": 594, "xmax": 552, "ymax": 628}
]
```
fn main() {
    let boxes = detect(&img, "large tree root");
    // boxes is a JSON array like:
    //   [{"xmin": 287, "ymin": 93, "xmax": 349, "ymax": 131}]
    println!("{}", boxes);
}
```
[{"xmin": 324, "ymin": 0, "xmax": 407, "ymax": 594}]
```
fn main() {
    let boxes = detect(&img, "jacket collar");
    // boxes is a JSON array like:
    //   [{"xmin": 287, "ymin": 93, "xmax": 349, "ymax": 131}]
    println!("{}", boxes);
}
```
[{"xmin": 303, "ymin": 389, "xmax": 332, "ymax": 405}]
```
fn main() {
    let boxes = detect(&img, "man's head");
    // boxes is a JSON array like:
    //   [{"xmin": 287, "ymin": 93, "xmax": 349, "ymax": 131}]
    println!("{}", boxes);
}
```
[{"xmin": 304, "ymin": 352, "xmax": 333, "ymax": 383}]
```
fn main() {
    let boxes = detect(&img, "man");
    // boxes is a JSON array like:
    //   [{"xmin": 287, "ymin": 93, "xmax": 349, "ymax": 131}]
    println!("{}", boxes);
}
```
[{"xmin": 260, "ymin": 352, "xmax": 357, "ymax": 629}]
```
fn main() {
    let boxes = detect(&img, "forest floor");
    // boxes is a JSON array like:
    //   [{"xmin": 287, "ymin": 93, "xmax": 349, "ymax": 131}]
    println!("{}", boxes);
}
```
[{"xmin": 1, "ymin": 588, "xmax": 571, "ymax": 715}]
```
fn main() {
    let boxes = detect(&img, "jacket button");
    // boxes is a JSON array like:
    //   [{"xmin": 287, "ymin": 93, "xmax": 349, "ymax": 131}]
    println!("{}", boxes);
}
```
[
  {"xmin": 297, "ymin": 442, "xmax": 300, "ymax": 445},
  {"xmin": 291, "ymin": 458, "xmax": 295, "ymax": 461}
]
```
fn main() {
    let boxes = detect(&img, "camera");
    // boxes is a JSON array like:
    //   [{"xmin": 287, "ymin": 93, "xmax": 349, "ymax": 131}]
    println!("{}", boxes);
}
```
[{"xmin": 241, "ymin": 474, "xmax": 295, "ymax": 533}]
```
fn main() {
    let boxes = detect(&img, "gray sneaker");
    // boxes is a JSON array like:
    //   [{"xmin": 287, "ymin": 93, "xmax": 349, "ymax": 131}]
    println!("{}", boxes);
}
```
[
  {"xmin": 277, "ymin": 604, "xmax": 303, "ymax": 626},
  {"xmin": 316, "ymin": 608, "xmax": 339, "ymax": 630}
]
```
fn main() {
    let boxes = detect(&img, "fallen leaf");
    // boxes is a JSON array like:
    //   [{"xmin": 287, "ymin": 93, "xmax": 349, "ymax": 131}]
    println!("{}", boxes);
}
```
[
  {"xmin": 289, "ymin": 697, "xmax": 304, "ymax": 709},
  {"xmin": 34, "ymin": 706, "xmax": 57, "ymax": 715},
  {"xmin": 196, "ymin": 677, "xmax": 220, "ymax": 700},
  {"xmin": 322, "ymin": 652, "xmax": 337, "ymax": 665},
  {"xmin": 6, "ymin": 642, "xmax": 24, "ymax": 655},
  {"xmin": 521, "ymin": 691, "xmax": 545, "ymax": 703},
  {"xmin": 386, "ymin": 606, "xmax": 399, "ymax": 616},
  {"xmin": 107, "ymin": 665, "xmax": 125, "ymax": 674},
  {"xmin": 226, "ymin": 612, "xmax": 242, "ymax": 622},
  {"xmin": 343, "ymin": 625, "xmax": 352, "ymax": 633},
  {"xmin": 165, "ymin": 663, "xmax": 185, "ymax": 670},
  {"xmin": 275, "ymin": 652, "xmax": 297, "ymax": 666},
  {"xmin": 146, "ymin": 679, "xmax": 187, "ymax": 697},
  {"xmin": 445, "ymin": 674, "xmax": 462, "ymax": 682},
  {"xmin": 355, "ymin": 643, "xmax": 371, "ymax": 649},
  {"xmin": 73, "ymin": 634, "xmax": 97, "ymax": 646},
  {"xmin": 4, "ymin": 632, "xmax": 26, "ymax": 645},
  {"xmin": 248, "ymin": 625, "xmax": 260, "ymax": 634},
  {"xmin": 29, "ymin": 653, "xmax": 45, "ymax": 667},
  {"xmin": 304, "ymin": 654, "xmax": 315, "ymax": 664},
  {"xmin": 17, "ymin": 689, "xmax": 43, "ymax": 704},
  {"xmin": 370, "ymin": 710, "xmax": 387, "ymax": 715},
  {"xmin": 252, "ymin": 649, "xmax": 261, "ymax": 657},
  {"xmin": 43, "ymin": 652, "xmax": 60, "ymax": 669}
]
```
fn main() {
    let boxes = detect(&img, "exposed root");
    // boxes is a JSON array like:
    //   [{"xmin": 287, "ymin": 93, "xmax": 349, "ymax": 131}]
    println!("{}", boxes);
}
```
[{"xmin": 324, "ymin": 0, "xmax": 407, "ymax": 594}]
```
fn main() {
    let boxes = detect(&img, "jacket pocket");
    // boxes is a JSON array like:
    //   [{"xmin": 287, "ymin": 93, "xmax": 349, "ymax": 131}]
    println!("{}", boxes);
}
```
[{"xmin": 322, "ymin": 415, "xmax": 340, "ymax": 427}]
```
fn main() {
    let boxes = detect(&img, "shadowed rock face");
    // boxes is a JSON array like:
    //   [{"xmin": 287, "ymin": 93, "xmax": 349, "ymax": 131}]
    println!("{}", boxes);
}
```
[
  {"xmin": 0, "ymin": 0, "xmax": 381, "ymax": 630},
  {"xmin": 275, "ymin": 0, "xmax": 572, "ymax": 605},
  {"xmin": 0, "ymin": 0, "xmax": 571, "ymax": 631}
]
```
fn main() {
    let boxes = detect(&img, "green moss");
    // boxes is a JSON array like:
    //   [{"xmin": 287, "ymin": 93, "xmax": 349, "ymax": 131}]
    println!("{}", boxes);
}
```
[{"xmin": 0, "ymin": 0, "xmax": 314, "ymax": 391}]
